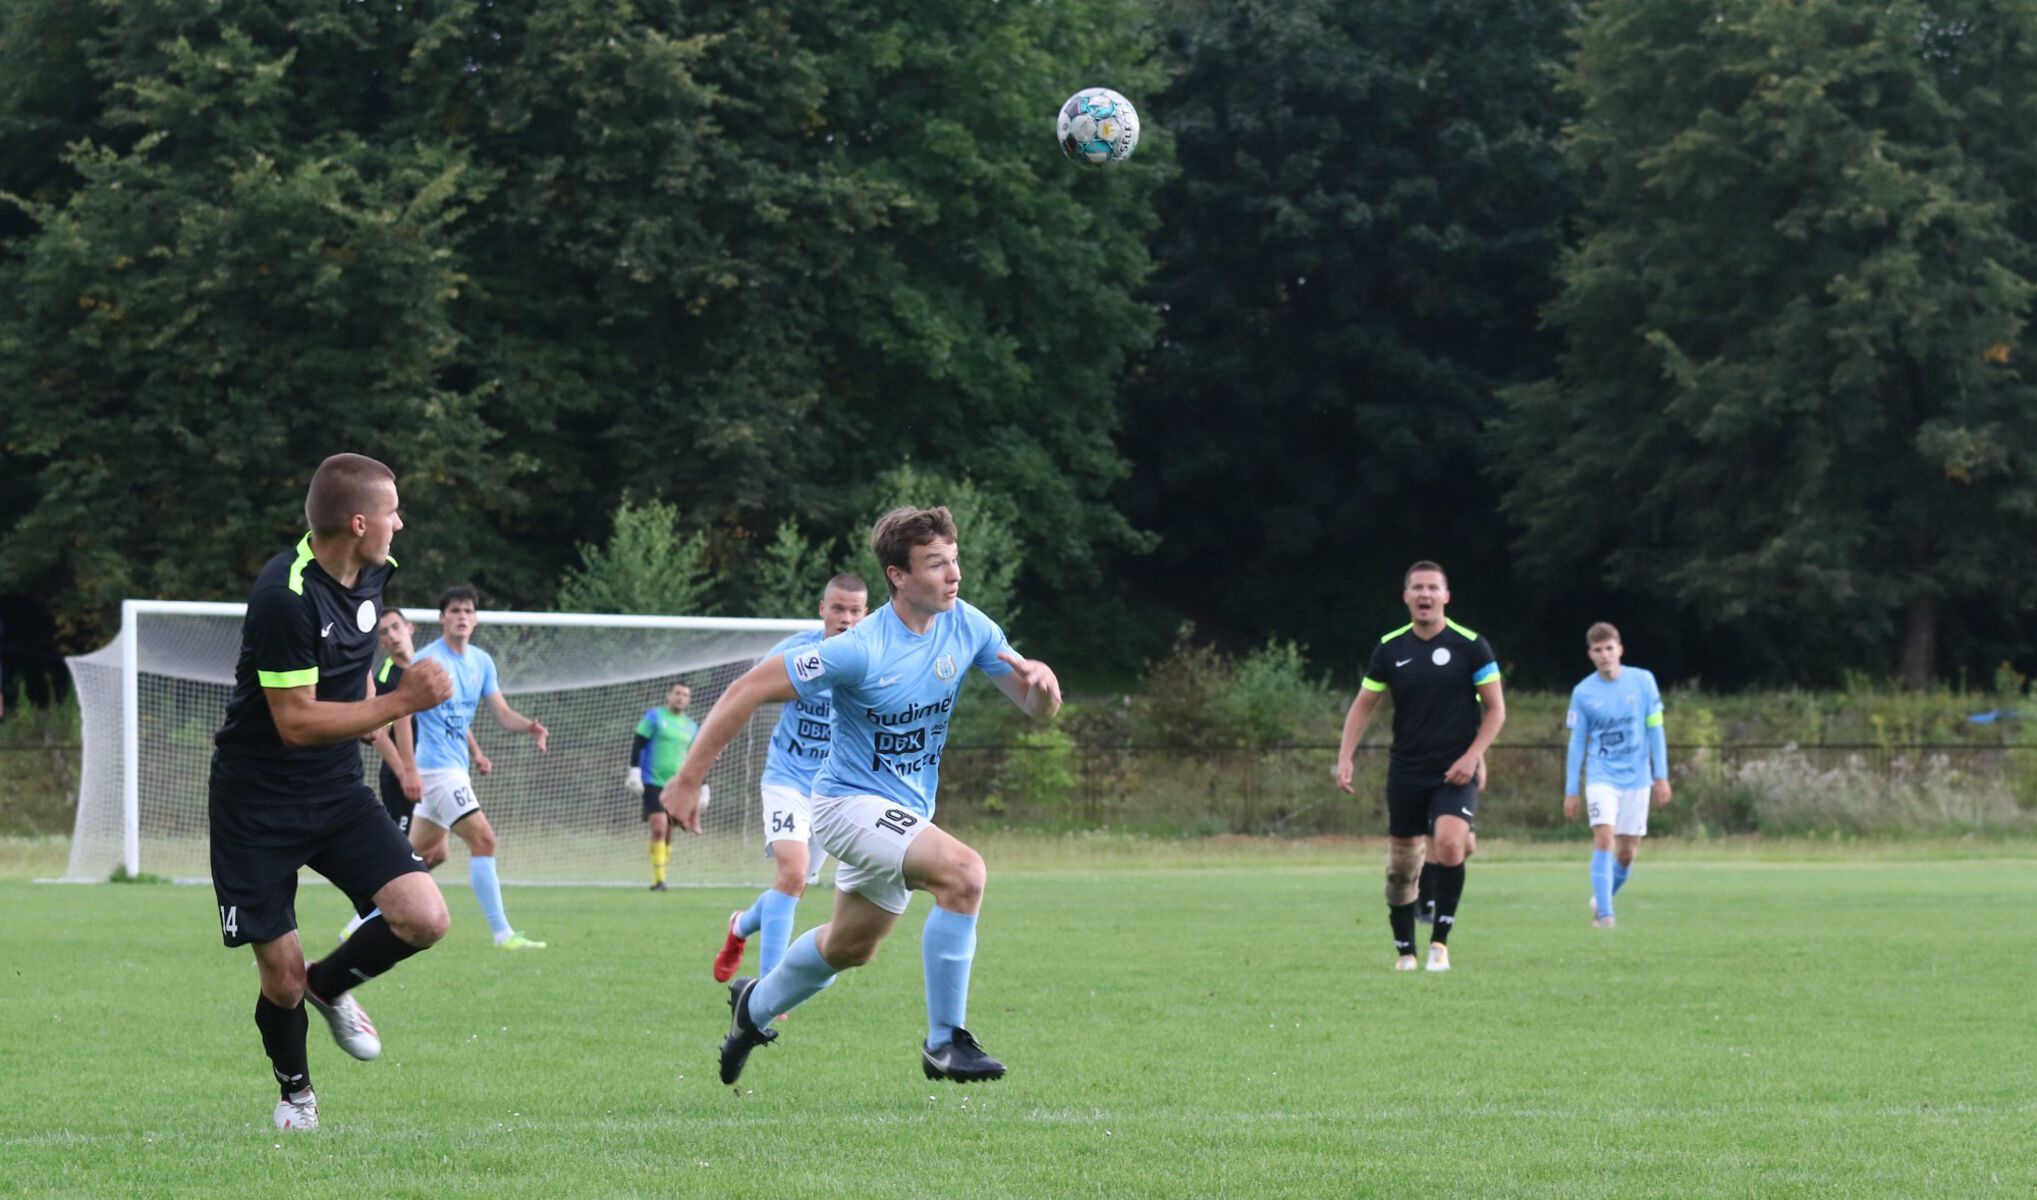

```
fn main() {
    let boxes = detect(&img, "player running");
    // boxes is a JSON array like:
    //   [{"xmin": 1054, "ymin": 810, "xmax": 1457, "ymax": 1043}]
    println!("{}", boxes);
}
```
[
  {"xmin": 664, "ymin": 507, "xmax": 1060, "ymax": 1086},
  {"xmin": 1564, "ymin": 622, "xmax": 1672, "ymax": 928},
  {"xmin": 409, "ymin": 585, "xmax": 549, "ymax": 950},
  {"xmin": 208, "ymin": 453, "xmax": 454, "ymax": 1130},
  {"xmin": 712, "ymin": 574, "xmax": 869, "ymax": 980},
  {"xmin": 1334, "ymin": 561, "xmax": 1506, "ymax": 972},
  {"xmin": 632, "ymin": 680, "xmax": 700, "ymax": 891}
]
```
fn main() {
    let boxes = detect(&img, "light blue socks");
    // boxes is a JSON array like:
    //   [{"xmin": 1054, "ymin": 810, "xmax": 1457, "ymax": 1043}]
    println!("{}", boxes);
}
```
[
  {"xmin": 756, "ymin": 889, "xmax": 799, "ymax": 977},
  {"xmin": 470, "ymin": 855, "xmax": 512, "ymax": 940},
  {"xmin": 921, "ymin": 906, "xmax": 978, "ymax": 1050},
  {"xmin": 741, "ymin": 906, "xmax": 980, "ymax": 1043},
  {"xmin": 1613, "ymin": 860, "xmax": 1632, "ymax": 896},
  {"xmin": 748, "ymin": 927, "xmax": 837, "ymax": 1025},
  {"xmin": 735, "ymin": 889, "xmax": 802, "ymax": 975},
  {"xmin": 1590, "ymin": 849, "xmax": 1616, "ymax": 920},
  {"xmin": 735, "ymin": 891, "xmax": 767, "ymax": 938}
]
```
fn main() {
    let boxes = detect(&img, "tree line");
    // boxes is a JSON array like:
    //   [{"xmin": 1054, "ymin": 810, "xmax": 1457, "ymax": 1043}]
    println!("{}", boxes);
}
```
[{"xmin": 3, "ymin": 0, "xmax": 2034, "ymax": 697}]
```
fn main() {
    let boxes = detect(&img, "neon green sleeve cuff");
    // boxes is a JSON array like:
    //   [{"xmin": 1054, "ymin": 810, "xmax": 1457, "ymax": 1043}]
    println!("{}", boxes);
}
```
[
  {"xmin": 1360, "ymin": 678, "xmax": 1387, "ymax": 693},
  {"xmin": 258, "ymin": 667, "xmax": 320, "ymax": 689}
]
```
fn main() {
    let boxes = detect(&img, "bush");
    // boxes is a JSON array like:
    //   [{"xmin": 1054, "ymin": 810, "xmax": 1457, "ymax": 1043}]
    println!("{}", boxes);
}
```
[
  {"xmin": 1734, "ymin": 748, "xmax": 2032, "ymax": 835},
  {"xmin": 555, "ymin": 500, "xmax": 714, "ymax": 615},
  {"xmin": 991, "ymin": 727, "xmax": 1079, "ymax": 811},
  {"xmin": 1139, "ymin": 627, "xmax": 1339, "ymax": 749}
]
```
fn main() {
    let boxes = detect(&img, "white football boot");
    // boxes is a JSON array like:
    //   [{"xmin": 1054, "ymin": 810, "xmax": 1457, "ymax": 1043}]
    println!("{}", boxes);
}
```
[
  {"xmin": 306, "ymin": 989, "xmax": 382, "ymax": 1060},
  {"xmin": 274, "ymin": 1087, "xmax": 319, "ymax": 1131}
]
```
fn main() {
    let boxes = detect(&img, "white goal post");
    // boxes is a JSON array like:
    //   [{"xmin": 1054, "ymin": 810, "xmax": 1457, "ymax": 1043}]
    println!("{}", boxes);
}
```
[{"xmin": 63, "ymin": 600, "xmax": 817, "ymax": 886}]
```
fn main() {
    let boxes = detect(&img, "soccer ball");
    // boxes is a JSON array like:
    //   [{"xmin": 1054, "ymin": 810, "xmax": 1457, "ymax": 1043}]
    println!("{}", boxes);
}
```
[{"xmin": 1058, "ymin": 88, "xmax": 1140, "ymax": 166}]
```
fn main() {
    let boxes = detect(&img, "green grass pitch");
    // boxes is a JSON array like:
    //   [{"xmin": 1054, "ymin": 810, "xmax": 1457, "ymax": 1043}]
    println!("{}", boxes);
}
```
[{"xmin": 0, "ymin": 844, "xmax": 2031, "ymax": 1197}]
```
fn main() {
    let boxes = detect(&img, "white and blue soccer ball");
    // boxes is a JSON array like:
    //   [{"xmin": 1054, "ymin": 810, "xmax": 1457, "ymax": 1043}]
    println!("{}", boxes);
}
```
[{"xmin": 1058, "ymin": 87, "xmax": 1140, "ymax": 166}]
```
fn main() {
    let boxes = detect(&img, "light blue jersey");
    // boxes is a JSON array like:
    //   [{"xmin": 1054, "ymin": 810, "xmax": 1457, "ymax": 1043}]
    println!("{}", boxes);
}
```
[
  {"xmin": 412, "ymin": 637, "xmax": 500, "ymax": 771},
  {"xmin": 785, "ymin": 600, "xmax": 1014, "ymax": 817},
  {"xmin": 760, "ymin": 629, "xmax": 836, "ymax": 793},
  {"xmin": 1565, "ymin": 667, "xmax": 1667, "ymax": 793}
]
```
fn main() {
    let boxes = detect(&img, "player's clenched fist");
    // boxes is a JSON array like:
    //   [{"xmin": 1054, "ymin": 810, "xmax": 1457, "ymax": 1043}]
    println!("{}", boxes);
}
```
[{"xmin": 396, "ymin": 657, "xmax": 453, "ymax": 711}]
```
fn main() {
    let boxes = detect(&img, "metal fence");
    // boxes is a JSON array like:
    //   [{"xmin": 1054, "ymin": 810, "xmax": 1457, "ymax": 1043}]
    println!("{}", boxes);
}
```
[
  {"xmin": 0, "ymin": 740, "xmax": 83, "ymax": 834},
  {"xmin": 932, "ymin": 742, "xmax": 2037, "ymax": 837}
]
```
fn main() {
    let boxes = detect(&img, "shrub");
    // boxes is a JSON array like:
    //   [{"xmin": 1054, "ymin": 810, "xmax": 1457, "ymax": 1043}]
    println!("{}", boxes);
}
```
[{"xmin": 993, "ymin": 727, "xmax": 1079, "ymax": 810}]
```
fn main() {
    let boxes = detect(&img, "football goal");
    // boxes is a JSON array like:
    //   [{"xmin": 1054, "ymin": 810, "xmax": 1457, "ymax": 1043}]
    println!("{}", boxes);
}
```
[{"xmin": 63, "ymin": 600, "xmax": 816, "ymax": 886}]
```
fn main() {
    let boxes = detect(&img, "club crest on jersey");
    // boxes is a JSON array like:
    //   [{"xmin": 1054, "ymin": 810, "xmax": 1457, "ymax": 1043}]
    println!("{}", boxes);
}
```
[
  {"xmin": 1431, "ymin": 647, "xmax": 1452, "ymax": 666},
  {"xmin": 356, "ymin": 599, "xmax": 377, "ymax": 633},
  {"xmin": 792, "ymin": 649, "xmax": 825, "ymax": 682},
  {"xmin": 934, "ymin": 653, "xmax": 958, "ymax": 681}
]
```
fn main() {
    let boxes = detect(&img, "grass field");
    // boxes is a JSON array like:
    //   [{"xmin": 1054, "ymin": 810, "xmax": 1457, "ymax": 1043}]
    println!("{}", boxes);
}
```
[{"xmin": 1, "ymin": 839, "xmax": 2032, "ymax": 1198}]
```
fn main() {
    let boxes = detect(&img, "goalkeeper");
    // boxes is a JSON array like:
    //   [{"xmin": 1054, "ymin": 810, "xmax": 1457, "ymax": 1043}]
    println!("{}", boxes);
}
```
[{"xmin": 629, "ymin": 681, "xmax": 700, "ymax": 891}]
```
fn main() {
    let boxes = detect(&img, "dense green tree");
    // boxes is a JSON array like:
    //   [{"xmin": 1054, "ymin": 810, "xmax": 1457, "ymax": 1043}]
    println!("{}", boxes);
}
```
[
  {"xmin": 645, "ymin": 1, "xmax": 1166, "ymax": 596},
  {"xmin": 555, "ymin": 500, "xmax": 714, "ymax": 615},
  {"xmin": 845, "ymin": 465, "xmax": 1025, "ymax": 625},
  {"xmin": 0, "ymin": 0, "xmax": 1166, "ymax": 645},
  {"xmin": 1496, "ymin": 0, "xmax": 2037, "ymax": 686},
  {"xmin": 746, "ymin": 521, "xmax": 843, "ymax": 619},
  {"xmin": 741, "ymin": 464, "xmax": 1027, "ymax": 624},
  {"xmin": 0, "ymin": 5, "xmax": 508, "ymax": 635},
  {"xmin": 1121, "ymin": 0, "xmax": 1576, "ymax": 674}
]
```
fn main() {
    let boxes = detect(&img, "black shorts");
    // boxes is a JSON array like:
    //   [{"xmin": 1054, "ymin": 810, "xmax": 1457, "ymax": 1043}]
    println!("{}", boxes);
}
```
[
  {"xmin": 377, "ymin": 764, "xmax": 416, "ymax": 835},
  {"xmin": 1385, "ymin": 777, "xmax": 1480, "ymax": 840},
  {"xmin": 641, "ymin": 782, "xmax": 663, "ymax": 820},
  {"xmin": 209, "ymin": 779, "xmax": 428, "ymax": 948}
]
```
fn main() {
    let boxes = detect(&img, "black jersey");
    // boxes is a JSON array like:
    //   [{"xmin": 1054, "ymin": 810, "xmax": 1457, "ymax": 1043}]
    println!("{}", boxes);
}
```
[
  {"xmin": 212, "ymin": 534, "xmax": 395, "ymax": 798},
  {"xmin": 1361, "ymin": 619, "xmax": 1501, "ymax": 784},
  {"xmin": 373, "ymin": 658, "xmax": 417, "ymax": 750},
  {"xmin": 372, "ymin": 657, "xmax": 418, "ymax": 794}
]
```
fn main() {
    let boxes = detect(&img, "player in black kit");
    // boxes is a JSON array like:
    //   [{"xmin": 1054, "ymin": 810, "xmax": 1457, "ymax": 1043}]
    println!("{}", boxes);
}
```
[
  {"xmin": 1333, "ymin": 561, "xmax": 1506, "ymax": 972},
  {"xmin": 208, "ymin": 453, "xmax": 453, "ymax": 1130}
]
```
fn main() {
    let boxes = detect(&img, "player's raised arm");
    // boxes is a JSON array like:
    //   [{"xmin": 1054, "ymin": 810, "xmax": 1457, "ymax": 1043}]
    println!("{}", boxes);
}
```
[
  {"xmin": 660, "ymin": 654, "xmax": 800, "ymax": 834},
  {"xmin": 267, "ymin": 656, "xmax": 450, "ymax": 747},
  {"xmin": 992, "ymin": 650, "xmax": 1061, "ymax": 719},
  {"xmin": 486, "ymin": 691, "xmax": 548, "ymax": 753}
]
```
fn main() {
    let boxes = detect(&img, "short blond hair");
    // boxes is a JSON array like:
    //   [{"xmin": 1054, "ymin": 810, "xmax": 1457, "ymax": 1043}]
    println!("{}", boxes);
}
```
[{"xmin": 1586, "ymin": 622, "xmax": 1621, "ymax": 645}]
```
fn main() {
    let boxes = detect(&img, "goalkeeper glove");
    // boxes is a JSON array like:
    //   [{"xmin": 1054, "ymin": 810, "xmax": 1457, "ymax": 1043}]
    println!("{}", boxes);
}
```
[{"xmin": 625, "ymin": 766, "xmax": 644, "ymax": 797}]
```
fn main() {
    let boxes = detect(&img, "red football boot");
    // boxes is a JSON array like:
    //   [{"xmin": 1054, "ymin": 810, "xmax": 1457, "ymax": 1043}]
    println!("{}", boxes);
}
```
[{"xmin": 712, "ymin": 910, "xmax": 748, "ymax": 983}]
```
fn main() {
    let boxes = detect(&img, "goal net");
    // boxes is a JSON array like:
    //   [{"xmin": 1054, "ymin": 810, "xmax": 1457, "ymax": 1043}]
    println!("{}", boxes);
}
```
[{"xmin": 63, "ymin": 600, "xmax": 817, "ymax": 886}]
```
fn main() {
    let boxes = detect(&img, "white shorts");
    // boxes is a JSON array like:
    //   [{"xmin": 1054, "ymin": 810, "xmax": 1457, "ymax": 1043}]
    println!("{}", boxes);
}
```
[
  {"xmin": 761, "ymin": 783, "xmax": 814, "ymax": 846},
  {"xmin": 416, "ymin": 768, "xmax": 483, "ymax": 830},
  {"xmin": 1585, "ymin": 782, "xmax": 1651, "ymax": 838},
  {"xmin": 810, "ymin": 793, "xmax": 932, "ymax": 915}
]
